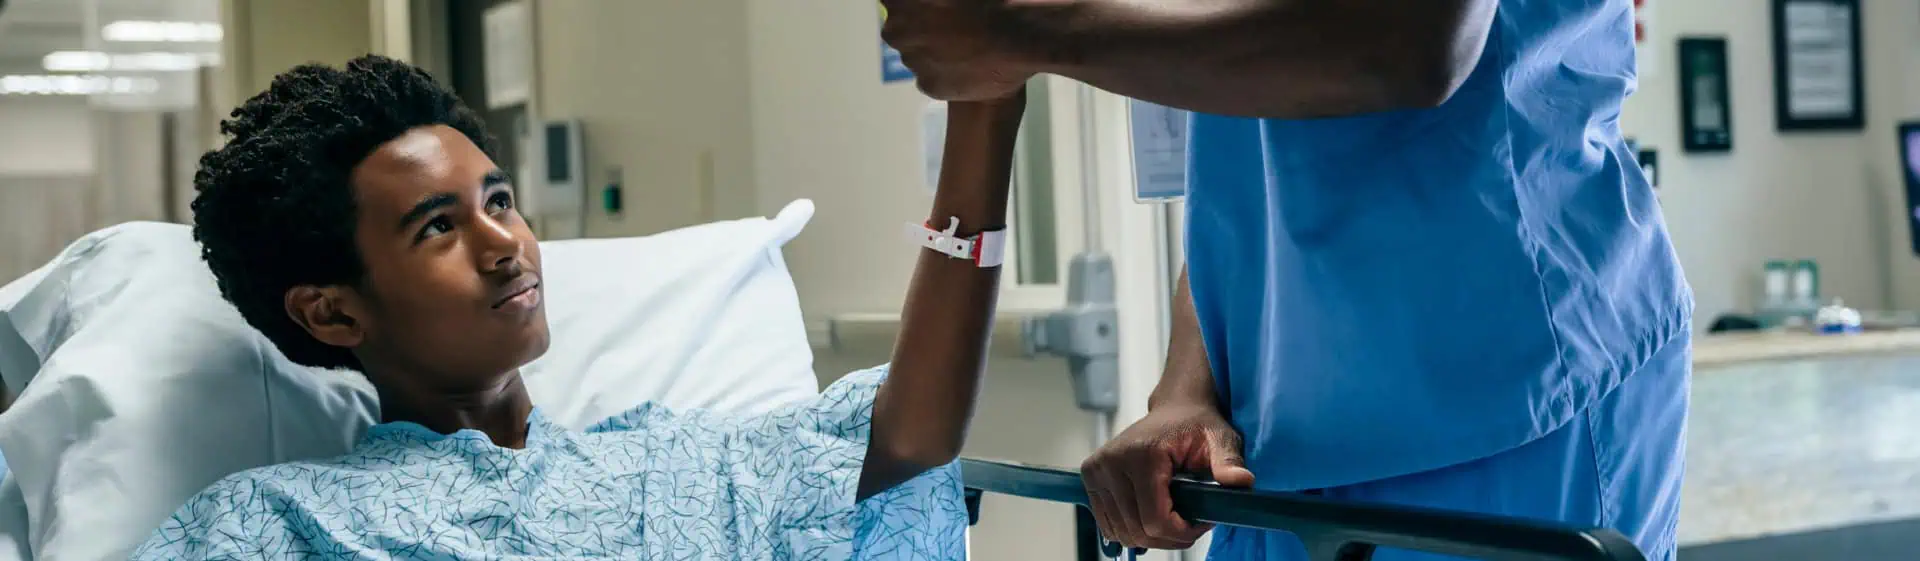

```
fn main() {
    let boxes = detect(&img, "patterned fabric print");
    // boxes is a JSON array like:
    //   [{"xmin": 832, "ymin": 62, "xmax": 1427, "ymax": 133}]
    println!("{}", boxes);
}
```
[{"xmin": 130, "ymin": 367, "xmax": 969, "ymax": 560}]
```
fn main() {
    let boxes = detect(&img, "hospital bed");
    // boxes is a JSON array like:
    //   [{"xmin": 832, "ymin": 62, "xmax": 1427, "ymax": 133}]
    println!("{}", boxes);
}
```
[
  {"xmin": 0, "ymin": 454, "xmax": 1651, "ymax": 561},
  {"xmin": 0, "ymin": 454, "xmax": 1669, "ymax": 561},
  {"xmin": 0, "ymin": 203, "xmax": 1647, "ymax": 561},
  {"xmin": 959, "ymin": 458, "xmax": 1644, "ymax": 561}
]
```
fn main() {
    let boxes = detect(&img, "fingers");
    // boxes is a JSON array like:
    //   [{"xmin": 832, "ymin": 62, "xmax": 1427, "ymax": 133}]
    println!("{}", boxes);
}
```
[
  {"xmin": 1081, "ymin": 411, "xmax": 1247, "ymax": 552},
  {"xmin": 1204, "ymin": 426, "xmax": 1257, "ymax": 488},
  {"xmin": 1083, "ymin": 481, "xmax": 1125, "ymax": 551},
  {"xmin": 1083, "ymin": 463, "xmax": 1150, "ymax": 548},
  {"xmin": 1117, "ymin": 463, "xmax": 1204, "ymax": 549},
  {"xmin": 1085, "ymin": 448, "xmax": 1210, "ymax": 551}
]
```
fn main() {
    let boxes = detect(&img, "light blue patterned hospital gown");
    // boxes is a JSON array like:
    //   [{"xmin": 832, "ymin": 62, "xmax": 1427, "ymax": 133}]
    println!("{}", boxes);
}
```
[{"xmin": 131, "ymin": 368, "xmax": 968, "ymax": 560}]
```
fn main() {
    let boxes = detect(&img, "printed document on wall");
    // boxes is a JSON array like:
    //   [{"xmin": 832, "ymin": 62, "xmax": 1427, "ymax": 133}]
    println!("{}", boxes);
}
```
[
  {"xmin": 483, "ymin": 1, "xmax": 534, "ymax": 109},
  {"xmin": 1129, "ymin": 100, "xmax": 1188, "ymax": 203}
]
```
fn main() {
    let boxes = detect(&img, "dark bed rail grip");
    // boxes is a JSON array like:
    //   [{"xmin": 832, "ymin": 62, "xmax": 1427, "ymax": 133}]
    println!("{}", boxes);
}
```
[{"xmin": 959, "ymin": 458, "xmax": 1646, "ymax": 561}]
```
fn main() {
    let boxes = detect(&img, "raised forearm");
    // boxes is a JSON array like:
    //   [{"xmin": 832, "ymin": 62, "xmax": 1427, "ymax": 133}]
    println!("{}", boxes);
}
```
[
  {"xmin": 860, "ymin": 94, "xmax": 1026, "ymax": 500},
  {"xmin": 1148, "ymin": 265, "xmax": 1218, "ymax": 411},
  {"xmin": 1009, "ymin": 0, "xmax": 1497, "ymax": 118}
]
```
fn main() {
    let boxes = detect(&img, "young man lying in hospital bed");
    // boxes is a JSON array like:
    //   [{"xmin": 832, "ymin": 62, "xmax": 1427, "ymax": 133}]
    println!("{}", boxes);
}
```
[{"xmin": 129, "ymin": 55, "xmax": 1020, "ymax": 560}]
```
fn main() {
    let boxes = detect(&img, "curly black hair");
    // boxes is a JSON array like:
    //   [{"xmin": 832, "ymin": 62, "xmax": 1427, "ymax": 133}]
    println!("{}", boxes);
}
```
[{"xmin": 191, "ymin": 55, "xmax": 497, "ymax": 371}]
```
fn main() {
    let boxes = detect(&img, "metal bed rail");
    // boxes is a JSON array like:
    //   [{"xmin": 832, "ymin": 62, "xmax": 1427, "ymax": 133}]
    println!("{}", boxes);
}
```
[{"xmin": 959, "ymin": 458, "xmax": 1646, "ymax": 561}]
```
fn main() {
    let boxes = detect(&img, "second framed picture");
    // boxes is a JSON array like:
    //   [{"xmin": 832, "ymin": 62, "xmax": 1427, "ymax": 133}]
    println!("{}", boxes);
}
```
[
  {"xmin": 1679, "ymin": 36, "xmax": 1733, "ymax": 153},
  {"xmin": 1772, "ymin": 0, "xmax": 1865, "ymax": 131}
]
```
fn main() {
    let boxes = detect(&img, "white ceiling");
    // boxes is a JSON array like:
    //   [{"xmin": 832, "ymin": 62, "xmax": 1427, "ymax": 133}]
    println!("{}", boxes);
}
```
[{"xmin": 0, "ymin": 0, "xmax": 219, "ymax": 74}]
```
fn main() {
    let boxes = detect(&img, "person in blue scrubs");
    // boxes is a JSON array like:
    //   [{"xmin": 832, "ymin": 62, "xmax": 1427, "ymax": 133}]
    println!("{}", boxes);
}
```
[{"xmin": 883, "ymin": 1, "xmax": 1692, "ymax": 559}]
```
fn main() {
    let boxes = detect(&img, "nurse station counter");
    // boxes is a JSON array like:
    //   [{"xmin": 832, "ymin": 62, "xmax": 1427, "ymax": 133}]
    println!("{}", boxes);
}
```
[{"xmin": 1679, "ymin": 330, "xmax": 1920, "ymax": 560}]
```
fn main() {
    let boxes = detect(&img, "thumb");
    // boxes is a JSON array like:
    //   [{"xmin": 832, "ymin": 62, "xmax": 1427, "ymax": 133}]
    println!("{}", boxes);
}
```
[{"xmin": 1204, "ymin": 426, "xmax": 1255, "ymax": 488}]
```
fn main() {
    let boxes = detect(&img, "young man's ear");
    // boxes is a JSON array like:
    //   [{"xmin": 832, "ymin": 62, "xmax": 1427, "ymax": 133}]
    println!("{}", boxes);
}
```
[{"xmin": 284, "ymin": 285, "xmax": 365, "ymax": 349}]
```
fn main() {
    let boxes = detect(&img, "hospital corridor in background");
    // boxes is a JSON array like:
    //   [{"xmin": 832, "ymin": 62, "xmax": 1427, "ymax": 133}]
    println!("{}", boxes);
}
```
[{"xmin": 3, "ymin": 0, "xmax": 1920, "ymax": 560}]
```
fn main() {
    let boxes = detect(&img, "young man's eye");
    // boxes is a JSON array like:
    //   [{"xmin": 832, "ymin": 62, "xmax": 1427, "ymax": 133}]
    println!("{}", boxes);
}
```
[
  {"xmin": 487, "ymin": 191, "xmax": 514, "ymax": 212},
  {"xmin": 418, "ymin": 216, "xmax": 453, "ymax": 240}
]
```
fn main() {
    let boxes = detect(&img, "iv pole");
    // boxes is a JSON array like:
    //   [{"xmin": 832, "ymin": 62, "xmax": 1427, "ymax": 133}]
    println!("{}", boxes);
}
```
[
  {"xmin": 1023, "ymin": 80, "xmax": 1192, "ymax": 561},
  {"xmin": 1024, "ymin": 81, "xmax": 1171, "ymax": 560},
  {"xmin": 1024, "ymin": 80, "xmax": 1121, "ymax": 444}
]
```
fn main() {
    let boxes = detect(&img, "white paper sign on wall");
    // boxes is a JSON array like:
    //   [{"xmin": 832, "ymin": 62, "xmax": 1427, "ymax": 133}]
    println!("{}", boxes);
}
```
[
  {"xmin": 1129, "ymin": 99, "xmax": 1188, "ymax": 203},
  {"xmin": 482, "ymin": 1, "xmax": 533, "ymax": 109}
]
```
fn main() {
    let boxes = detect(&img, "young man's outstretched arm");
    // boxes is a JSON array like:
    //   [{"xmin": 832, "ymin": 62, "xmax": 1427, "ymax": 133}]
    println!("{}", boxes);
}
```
[{"xmin": 859, "ymin": 91, "xmax": 1027, "ymax": 500}]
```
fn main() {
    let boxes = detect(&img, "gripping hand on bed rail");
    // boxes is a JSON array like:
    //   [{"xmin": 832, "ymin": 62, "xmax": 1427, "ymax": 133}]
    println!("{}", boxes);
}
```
[
  {"xmin": 1083, "ymin": 402, "xmax": 1254, "ymax": 550},
  {"xmin": 1082, "ymin": 267, "xmax": 1255, "ymax": 550}
]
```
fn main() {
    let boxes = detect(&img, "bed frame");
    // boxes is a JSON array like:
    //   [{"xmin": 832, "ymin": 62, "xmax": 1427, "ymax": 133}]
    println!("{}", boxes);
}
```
[{"xmin": 959, "ymin": 458, "xmax": 1646, "ymax": 561}]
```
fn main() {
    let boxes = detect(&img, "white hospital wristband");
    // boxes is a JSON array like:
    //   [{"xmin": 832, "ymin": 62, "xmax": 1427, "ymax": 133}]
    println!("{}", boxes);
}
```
[{"xmin": 905, "ymin": 217, "xmax": 1007, "ymax": 268}]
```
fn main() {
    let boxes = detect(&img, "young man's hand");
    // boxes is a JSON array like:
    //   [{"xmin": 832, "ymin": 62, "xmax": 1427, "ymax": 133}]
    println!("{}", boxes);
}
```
[
  {"xmin": 880, "ymin": 0, "xmax": 1039, "ymax": 101},
  {"xmin": 1081, "ymin": 401, "xmax": 1255, "ymax": 550}
]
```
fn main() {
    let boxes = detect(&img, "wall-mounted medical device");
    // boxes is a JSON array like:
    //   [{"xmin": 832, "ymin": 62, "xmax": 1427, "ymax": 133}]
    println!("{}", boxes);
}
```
[
  {"xmin": 542, "ymin": 119, "xmax": 586, "ymax": 210},
  {"xmin": 516, "ymin": 119, "xmax": 588, "ymax": 238}
]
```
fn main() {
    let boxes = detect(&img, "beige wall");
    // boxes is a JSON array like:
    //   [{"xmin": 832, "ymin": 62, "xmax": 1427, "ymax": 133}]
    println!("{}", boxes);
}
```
[
  {"xmin": 219, "ymin": 0, "xmax": 373, "ymax": 102},
  {"xmin": 88, "ymin": 110, "xmax": 168, "ymax": 226},
  {"xmin": 1624, "ymin": 0, "xmax": 1920, "ymax": 322},
  {"xmin": 743, "ymin": 4, "xmax": 1098, "ymax": 556},
  {"xmin": 0, "ymin": 96, "xmax": 98, "ymax": 281},
  {"xmin": 528, "ymin": 1, "xmax": 1095, "ymax": 556},
  {"xmin": 0, "ymin": 97, "xmax": 94, "ymax": 176},
  {"xmin": 745, "ymin": 1, "xmax": 938, "ymax": 318},
  {"xmin": 533, "ymin": 0, "xmax": 756, "ymax": 238}
]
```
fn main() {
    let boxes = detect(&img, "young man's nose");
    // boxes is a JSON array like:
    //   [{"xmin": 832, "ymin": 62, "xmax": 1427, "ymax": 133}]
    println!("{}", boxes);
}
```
[{"xmin": 474, "ymin": 217, "xmax": 524, "ymax": 273}]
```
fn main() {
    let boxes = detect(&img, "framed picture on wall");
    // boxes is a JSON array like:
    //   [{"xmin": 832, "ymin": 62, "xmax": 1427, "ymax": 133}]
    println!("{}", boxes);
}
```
[
  {"xmin": 1896, "ymin": 122, "xmax": 1920, "ymax": 256},
  {"xmin": 1678, "ymin": 37, "xmax": 1732, "ymax": 153},
  {"xmin": 1772, "ymin": 0, "xmax": 1864, "ymax": 131}
]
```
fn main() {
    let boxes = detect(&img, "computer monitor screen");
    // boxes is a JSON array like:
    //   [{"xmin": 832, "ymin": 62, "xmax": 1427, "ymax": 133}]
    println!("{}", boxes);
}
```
[{"xmin": 1901, "ymin": 122, "xmax": 1920, "ymax": 256}]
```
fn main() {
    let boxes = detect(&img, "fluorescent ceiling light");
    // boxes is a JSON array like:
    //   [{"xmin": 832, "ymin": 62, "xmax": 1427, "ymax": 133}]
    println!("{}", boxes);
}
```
[
  {"xmin": 102, "ymin": 20, "xmax": 223, "ymax": 43},
  {"xmin": 43, "ymin": 51, "xmax": 217, "ymax": 72},
  {"xmin": 0, "ymin": 74, "xmax": 162, "ymax": 96}
]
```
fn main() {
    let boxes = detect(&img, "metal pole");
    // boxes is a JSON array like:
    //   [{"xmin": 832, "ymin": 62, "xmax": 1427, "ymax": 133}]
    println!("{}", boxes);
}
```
[
  {"xmin": 1093, "ymin": 411, "xmax": 1114, "ymax": 446},
  {"xmin": 1079, "ymin": 82, "xmax": 1119, "ymax": 561},
  {"xmin": 1023, "ymin": 81, "xmax": 1125, "ymax": 559},
  {"xmin": 1077, "ymin": 83, "xmax": 1105, "ymax": 255},
  {"xmin": 1075, "ymin": 83, "xmax": 1115, "ymax": 455},
  {"xmin": 1151, "ymin": 204, "xmax": 1175, "ymax": 353}
]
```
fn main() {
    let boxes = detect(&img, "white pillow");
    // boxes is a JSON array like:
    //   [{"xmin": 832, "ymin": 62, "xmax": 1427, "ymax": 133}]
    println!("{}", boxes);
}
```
[
  {"xmin": 520, "ymin": 201, "xmax": 821, "ymax": 426},
  {"xmin": 0, "ymin": 200, "xmax": 821, "ymax": 561}
]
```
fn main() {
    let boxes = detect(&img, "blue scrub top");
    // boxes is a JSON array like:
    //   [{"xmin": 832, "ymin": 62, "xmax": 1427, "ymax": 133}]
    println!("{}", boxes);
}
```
[{"xmin": 1182, "ymin": 0, "xmax": 1691, "ymax": 515}]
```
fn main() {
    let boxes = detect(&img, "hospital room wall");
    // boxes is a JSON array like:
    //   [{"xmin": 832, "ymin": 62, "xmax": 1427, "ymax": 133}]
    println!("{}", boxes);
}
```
[
  {"xmin": 521, "ymin": 2, "xmax": 1100, "ymax": 558},
  {"xmin": 0, "ymin": 97, "xmax": 92, "ymax": 176},
  {"xmin": 0, "ymin": 96, "xmax": 195, "ymax": 283},
  {"xmin": 745, "ymin": 60, "xmax": 1176, "ymax": 559},
  {"xmin": 1619, "ymin": 0, "xmax": 1920, "ymax": 325},
  {"xmin": 744, "ymin": 3, "xmax": 1101, "ymax": 559},
  {"xmin": 203, "ymin": 0, "xmax": 376, "ymax": 179},
  {"xmin": 0, "ymin": 0, "xmax": 381, "ymax": 278},
  {"xmin": 0, "ymin": 96, "xmax": 95, "ymax": 280},
  {"xmin": 532, "ymin": 0, "xmax": 759, "ymax": 238},
  {"xmin": 215, "ymin": 0, "xmax": 371, "ymax": 102}
]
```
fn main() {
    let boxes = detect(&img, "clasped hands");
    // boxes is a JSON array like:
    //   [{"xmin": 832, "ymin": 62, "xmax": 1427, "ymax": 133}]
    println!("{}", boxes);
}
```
[
  {"xmin": 886, "ymin": 1, "xmax": 1255, "ymax": 551},
  {"xmin": 879, "ymin": 0, "xmax": 1043, "ymax": 102}
]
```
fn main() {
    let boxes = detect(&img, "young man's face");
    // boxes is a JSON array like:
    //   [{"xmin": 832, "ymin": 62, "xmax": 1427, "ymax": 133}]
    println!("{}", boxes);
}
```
[{"xmin": 339, "ymin": 124, "xmax": 550, "ymax": 389}]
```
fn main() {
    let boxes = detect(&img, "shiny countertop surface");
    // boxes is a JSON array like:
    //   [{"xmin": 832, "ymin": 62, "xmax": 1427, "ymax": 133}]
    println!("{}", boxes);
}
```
[
  {"xmin": 1680, "ymin": 352, "xmax": 1920, "ymax": 546},
  {"xmin": 1693, "ymin": 329, "xmax": 1920, "ymax": 368}
]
